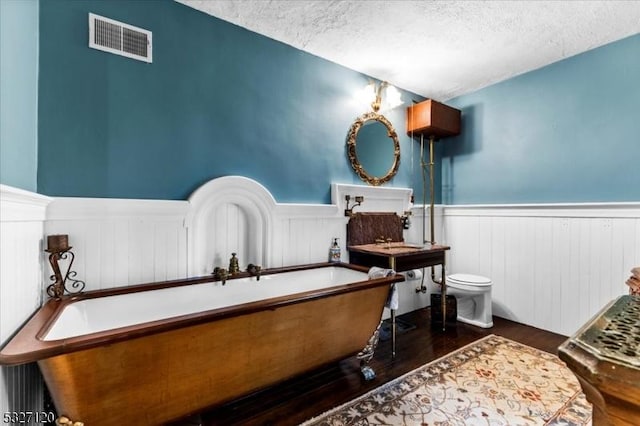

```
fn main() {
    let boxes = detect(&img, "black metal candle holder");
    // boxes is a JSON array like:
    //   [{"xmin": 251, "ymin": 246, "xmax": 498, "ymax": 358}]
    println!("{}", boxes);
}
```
[{"xmin": 46, "ymin": 235, "xmax": 85, "ymax": 299}]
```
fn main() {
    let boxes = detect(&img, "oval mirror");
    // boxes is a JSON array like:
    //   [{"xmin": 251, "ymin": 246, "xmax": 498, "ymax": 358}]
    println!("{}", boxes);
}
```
[{"xmin": 347, "ymin": 112, "xmax": 400, "ymax": 186}]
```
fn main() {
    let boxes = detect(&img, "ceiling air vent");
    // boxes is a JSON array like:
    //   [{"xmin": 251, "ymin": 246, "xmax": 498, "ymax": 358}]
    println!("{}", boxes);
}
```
[{"xmin": 88, "ymin": 13, "xmax": 152, "ymax": 63}]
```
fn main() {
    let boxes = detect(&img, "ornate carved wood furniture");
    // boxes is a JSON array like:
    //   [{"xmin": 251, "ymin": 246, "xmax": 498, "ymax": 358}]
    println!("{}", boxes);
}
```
[
  {"xmin": 558, "ymin": 295, "xmax": 640, "ymax": 425},
  {"xmin": 347, "ymin": 212, "xmax": 450, "ymax": 358}
]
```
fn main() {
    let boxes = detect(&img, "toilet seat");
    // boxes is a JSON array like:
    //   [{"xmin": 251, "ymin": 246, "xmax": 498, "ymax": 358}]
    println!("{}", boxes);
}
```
[
  {"xmin": 447, "ymin": 273, "xmax": 491, "ymax": 286},
  {"xmin": 444, "ymin": 273, "xmax": 493, "ymax": 328}
]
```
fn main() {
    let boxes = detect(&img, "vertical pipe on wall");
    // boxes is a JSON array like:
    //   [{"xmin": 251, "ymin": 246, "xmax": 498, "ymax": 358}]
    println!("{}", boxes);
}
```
[{"xmin": 429, "ymin": 135, "xmax": 436, "ymax": 245}]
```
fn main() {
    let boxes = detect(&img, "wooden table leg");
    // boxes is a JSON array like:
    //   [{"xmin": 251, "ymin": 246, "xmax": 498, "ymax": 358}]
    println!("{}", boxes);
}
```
[
  {"xmin": 391, "ymin": 308, "xmax": 396, "ymax": 359},
  {"xmin": 389, "ymin": 256, "xmax": 397, "ymax": 359}
]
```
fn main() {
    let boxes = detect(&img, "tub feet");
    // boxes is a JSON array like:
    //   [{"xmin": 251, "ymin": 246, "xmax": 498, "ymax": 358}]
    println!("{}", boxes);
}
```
[
  {"xmin": 361, "ymin": 365, "xmax": 376, "ymax": 381},
  {"xmin": 357, "ymin": 321, "xmax": 382, "ymax": 381},
  {"xmin": 56, "ymin": 416, "xmax": 84, "ymax": 426}
]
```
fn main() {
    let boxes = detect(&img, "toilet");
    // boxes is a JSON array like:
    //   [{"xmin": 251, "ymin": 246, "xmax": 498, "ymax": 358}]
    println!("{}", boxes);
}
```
[{"xmin": 445, "ymin": 273, "xmax": 493, "ymax": 328}]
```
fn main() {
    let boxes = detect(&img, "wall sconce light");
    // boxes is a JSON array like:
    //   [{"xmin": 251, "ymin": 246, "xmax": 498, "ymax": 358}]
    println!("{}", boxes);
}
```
[
  {"xmin": 358, "ymin": 80, "xmax": 403, "ymax": 113},
  {"xmin": 45, "ymin": 234, "xmax": 85, "ymax": 299},
  {"xmin": 344, "ymin": 195, "xmax": 364, "ymax": 217}
]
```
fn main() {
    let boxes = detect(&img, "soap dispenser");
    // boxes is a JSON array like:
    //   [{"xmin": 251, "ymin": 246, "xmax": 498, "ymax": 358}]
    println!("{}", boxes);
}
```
[{"xmin": 329, "ymin": 238, "xmax": 341, "ymax": 263}]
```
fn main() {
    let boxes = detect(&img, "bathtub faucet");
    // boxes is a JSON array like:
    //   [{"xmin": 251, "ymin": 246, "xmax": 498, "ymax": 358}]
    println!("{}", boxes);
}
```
[
  {"xmin": 212, "ymin": 267, "xmax": 228, "ymax": 285},
  {"xmin": 247, "ymin": 264, "xmax": 261, "ymax": 281}
]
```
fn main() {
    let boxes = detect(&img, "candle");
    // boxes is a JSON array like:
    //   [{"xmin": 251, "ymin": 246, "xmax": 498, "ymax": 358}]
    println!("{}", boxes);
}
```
[{"xmin": 47, "ymin": 234, "xmax": 69, "ymax": 252}]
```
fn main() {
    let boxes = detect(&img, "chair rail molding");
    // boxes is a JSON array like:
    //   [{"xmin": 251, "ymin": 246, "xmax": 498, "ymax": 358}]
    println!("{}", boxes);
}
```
[
  {"xmin": 444, "ymin": 202, "xmax": 640, "ymax": 218},
  {"xmin": 0, "ymin": 184, "xmax": 51, "ymax": 222}
]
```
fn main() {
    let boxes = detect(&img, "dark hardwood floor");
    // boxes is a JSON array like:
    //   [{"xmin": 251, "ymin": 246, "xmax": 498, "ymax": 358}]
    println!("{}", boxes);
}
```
[{"xmin": 171, "ymin": 308, "xmax": 568, "ymax": 426}]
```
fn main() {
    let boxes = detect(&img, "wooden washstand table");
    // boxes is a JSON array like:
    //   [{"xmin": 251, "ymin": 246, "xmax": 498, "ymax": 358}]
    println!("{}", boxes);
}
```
[
  {"xmin": 558, "ymin": 295, "xmax": 640, "ymax": 425},
  {"xmin": 348, "ymin": 242, "xmax": 450, "ymax": 358}
]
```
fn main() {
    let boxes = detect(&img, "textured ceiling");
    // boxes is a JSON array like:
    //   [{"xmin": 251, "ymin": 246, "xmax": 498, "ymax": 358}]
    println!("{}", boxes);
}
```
[{"xmin": 178, "ymin": 0, "xmax": 640, "ymax": 100}]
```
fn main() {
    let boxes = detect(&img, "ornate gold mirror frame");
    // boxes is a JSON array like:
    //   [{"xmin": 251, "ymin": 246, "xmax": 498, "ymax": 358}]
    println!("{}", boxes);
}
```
[{"xmin": 347, "ymin": 112, "xmax": 400, "ymax": 186}]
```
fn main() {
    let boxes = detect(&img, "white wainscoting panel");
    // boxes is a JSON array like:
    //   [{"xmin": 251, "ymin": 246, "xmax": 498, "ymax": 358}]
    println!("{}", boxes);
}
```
[
  {"xmin": 273, "ymin": 215, "xmax": 346, "ymax": 266},
  {"xmin": 442, "ymin": 204, "xmax": 640, "ymax": 336},
  {"xmin": 188, "ymin": 177, "xmax": 417, "ymax": 273},
  {"xmin": 45, "ymin": 197, "xmax": 190, "ymax": 291},
  {"xmin": 0, "ymin": 185, "xmax": 51, "ymax": 418},
  {"xmin": 12, "ymin": 178, "xmax": 637, "ymax": 413},
  {"xmin": 39, "ymin": 178, "xmax": 434, "ymax": 328}
]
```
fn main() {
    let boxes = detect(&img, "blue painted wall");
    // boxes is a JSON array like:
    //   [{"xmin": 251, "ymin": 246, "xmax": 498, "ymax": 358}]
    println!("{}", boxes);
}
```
[
  {"xmin": 35, "ymin": 1, "xmax": 639, "ymax": 205},
  {"xmin": 37, "ymin": 0, "xmax": 421, "ymax": 203},
  {"xmin": 443, "ymin": 34, "xmax": 640, "ymax": 204},
  {"xmin": 1, "ymin": 0, "xmax": 39, "ymax": 191}
]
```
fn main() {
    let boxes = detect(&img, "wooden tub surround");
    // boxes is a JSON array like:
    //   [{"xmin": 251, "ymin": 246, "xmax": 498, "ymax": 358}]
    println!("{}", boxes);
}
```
[{"xmin": 0, "ymin": 263, "xmax": 403, "ymax": 426}]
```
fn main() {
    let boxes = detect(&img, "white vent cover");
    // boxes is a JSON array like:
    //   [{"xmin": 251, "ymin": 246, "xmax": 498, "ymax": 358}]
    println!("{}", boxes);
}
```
[{"xmin": 89, "ymin": 13, "xmax": 152, "ymax": 63}]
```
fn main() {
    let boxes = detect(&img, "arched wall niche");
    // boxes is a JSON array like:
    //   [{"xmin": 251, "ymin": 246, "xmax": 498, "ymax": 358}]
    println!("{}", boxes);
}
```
[{"xmin": 186, "ymin": 176, "xmax": 276, "ymax": 276}]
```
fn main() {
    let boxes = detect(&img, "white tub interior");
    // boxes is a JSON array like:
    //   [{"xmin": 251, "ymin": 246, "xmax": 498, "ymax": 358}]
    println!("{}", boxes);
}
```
[{"xmin": 43, "ymin": 267, "xmax": 370, "ymax": 341}]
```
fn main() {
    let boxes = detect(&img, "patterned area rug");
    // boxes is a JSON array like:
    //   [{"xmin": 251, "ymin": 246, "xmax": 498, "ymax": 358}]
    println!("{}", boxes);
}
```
[{"xmin": 300, "ymin": 335, "xmax": 592, "ymax": 425}]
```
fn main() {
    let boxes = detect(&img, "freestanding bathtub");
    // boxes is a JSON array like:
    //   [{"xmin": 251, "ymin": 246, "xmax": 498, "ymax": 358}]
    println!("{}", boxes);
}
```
[{"xmin": 0, "ymin": 262, "xmax": 402, "ymax": 425}]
